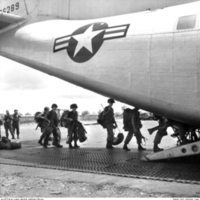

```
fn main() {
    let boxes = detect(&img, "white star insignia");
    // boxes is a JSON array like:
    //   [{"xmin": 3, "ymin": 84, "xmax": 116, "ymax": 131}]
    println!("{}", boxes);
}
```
[{"xmin": 72, "ymin": 25, "xmax": 104, "ymax": 57}]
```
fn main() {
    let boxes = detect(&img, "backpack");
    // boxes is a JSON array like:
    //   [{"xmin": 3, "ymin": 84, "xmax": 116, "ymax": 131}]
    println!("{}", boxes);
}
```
[
  {"xmin": 123, "ymin": 108, "xmax": 143, "ymax": 131},
  {"xmin": 34, "ymin": 112, "xmax": 44, "ymax": 129},
  {"xmin": 97, "ymin": 111, "xmax": 106, "ymax": 128},
  {"xmin": 60, "ymin": 110, "xmax": 70, "ymax": 128},
  {"xmin": 77, "ymin": 122, "xmax": 87, "ymax": 142},
  {"xmin": 0, "ymin": 136, "xmax": 21, "ymax": 150},
  {"xmin": 123, "ymin": 108, "xmax": 134, "ymax": 131}
]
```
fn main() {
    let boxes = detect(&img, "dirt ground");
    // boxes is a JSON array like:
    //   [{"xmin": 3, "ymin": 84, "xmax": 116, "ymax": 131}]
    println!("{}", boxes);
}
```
[{"xmin": 0, "ymin": 169, "xmax": 173, "ymax": 198}]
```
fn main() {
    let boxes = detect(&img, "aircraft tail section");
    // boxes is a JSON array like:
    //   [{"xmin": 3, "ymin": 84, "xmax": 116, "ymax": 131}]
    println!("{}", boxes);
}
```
[
  {"xmin": 1, "ymin": 0, "xmax": 200, "ymax": 21},
  {"xmin": 0, "ymin": 0, "xmax": 38, "ymax": 33},
  {"xmin": 0, "ymin": 0, "xmax": 38, "ymax": 19}
]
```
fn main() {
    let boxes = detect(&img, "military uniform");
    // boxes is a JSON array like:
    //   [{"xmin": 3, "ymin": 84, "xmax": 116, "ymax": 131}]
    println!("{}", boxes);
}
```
[
  {"xmin": 3, "ymin": 114, "xmax": 14, "ymax": 139},
  {"xmin": 12, "ymin": 112, "xmax": 21, "ymax": 139},
  {"xmin": 148, "ymin": 114, "xmax": 169, "ymax": 152},
  {"xmin": 103, "ymin": 98, "xmax": 118, "ymax": 149},
  {"xmin": 43, "ymin": 104, "xmax": 62, "ymax": 148},
  {"xmin": 66, "ymin": 104, "xmax": 80, "ymax": 148},
  {"xmin": 67, "ymin": 111, "xmax": 78, "ymax": 144},
  {"xmin": 104, "ymin": 106, "xmax": 115, "ymax": 144},
  {"xmin": 37, "ymin": 110, "xmax": 50, "ymax": 145},
  {"xmin": 0, "ymin": 117, "xmax": 3, "ymax": 138},
  {"xmin": 153, "ymin": 116, "xmax": 168, "ymax": 145},
  {"xmin": 123, "ymin": 108, "xmax": 145, "ymax": 151}
]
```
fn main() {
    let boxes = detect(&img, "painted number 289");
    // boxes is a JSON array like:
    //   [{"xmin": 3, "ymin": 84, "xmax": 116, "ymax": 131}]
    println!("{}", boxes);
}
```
[{"xmin": 0, "ymin": 2, "xmax": 20, "ymax": 13}]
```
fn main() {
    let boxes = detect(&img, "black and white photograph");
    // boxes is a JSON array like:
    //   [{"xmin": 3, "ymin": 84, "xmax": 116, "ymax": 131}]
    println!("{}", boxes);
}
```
[{"xmin": 0, "ymin": 0, "xmax": 200, "ymax": 198}]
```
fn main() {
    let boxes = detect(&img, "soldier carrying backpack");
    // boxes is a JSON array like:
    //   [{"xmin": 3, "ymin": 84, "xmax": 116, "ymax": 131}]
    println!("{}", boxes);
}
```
[
  {"xmin": 123, "ymin": 107, "xmax": 146, "ymax": 151},
  {"xmin": 43, "ymin": 104, "xmax": 63, "ymax": 148},
  {"xmin": 60, "ymin": 110, "xmax": 70, "ymax": 128},
  {"xmin": 100, "ymin": 98, "xmax": 118, "ymax": 149},
  {"xmin": 35, "ymin": 107, "xmax": 50, "ymax": 145},
  {"xmin": 0, "ymin": 117, "xmax": 3, "ymax": 138}
]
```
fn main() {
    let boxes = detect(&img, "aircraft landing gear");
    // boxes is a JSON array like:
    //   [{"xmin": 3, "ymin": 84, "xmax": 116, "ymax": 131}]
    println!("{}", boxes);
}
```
[
  {"xmin": 170, "ymin": 121, "xmax": 200, "ymax": 146},
  {"xmin": 141, "ymin": 121, "xmax": 200, "ymax": 161}
]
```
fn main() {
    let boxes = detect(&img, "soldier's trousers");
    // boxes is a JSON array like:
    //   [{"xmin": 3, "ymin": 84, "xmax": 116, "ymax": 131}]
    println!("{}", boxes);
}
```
[
  {"xmin": 39, "ymin": 131, "xmax": 46, "ymax": 142},
  {"xmin": 43, "ymin": 127, "xmax": 59, "ymax": 146},
  {"xmin": 125, "ymin": 129, "xmax": 142, "ymax": 145},
  {"xmin": 106, "ymin": 124, "xmax": 114, "ymax": 142},
  {"xmin": 154, "ymin": 129, "xmax": 167, "ymax": 144},
  {"xmin": 4, "ymin": 124, "xmax": 14, "ymax": 139},
  {"xmin": 68, "ymin": 126, "xmax": 78, "ymax": 143},
  {"xmin": 13, "ymin": 123, "xmax": 20, "ymax": 137}
]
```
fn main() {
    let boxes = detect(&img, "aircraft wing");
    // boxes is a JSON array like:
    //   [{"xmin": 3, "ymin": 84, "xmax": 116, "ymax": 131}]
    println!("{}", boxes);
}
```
[{"xmin": 0, "ymin": 12, "xmax": 23, "ymax": 30}]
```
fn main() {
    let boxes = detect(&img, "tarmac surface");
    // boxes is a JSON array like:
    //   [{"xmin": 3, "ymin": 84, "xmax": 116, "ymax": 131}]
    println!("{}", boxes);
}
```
[{"xmin": 1, "ymin": 120, "xmax": 200, "ymax": 197}]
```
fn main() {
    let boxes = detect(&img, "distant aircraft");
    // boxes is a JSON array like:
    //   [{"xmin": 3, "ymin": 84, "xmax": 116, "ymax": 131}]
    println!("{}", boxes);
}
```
[{"xmin": 1, "ymin": 0, "xmax": 200, "ymax": 159}]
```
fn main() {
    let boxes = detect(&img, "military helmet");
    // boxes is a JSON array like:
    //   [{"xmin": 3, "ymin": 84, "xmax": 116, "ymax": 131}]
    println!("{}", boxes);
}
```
[
  {"xmin": 44, "ymin": 107, "xmax": 49, "ymax": 111},
  {"xmin": 51, "ymin": 104, "xmax": 58, "ymax": 108},
  {"xmin": 70, "ymin": 104, "xmax": 78, "ymax": 109},
  {"xmin": 108, "ymin": 98, "xmax": 115, "ymax": 104}
]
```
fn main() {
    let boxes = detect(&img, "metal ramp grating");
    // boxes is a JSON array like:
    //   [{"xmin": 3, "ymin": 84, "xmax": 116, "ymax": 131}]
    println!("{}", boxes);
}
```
[{"xmin": 1, "ymin": 145, "xmax": 200, "ymax": 185}]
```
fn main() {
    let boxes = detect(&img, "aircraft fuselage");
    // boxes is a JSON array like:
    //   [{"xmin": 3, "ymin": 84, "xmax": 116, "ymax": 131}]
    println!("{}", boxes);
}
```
[{"xmin": 0, "ymin": 2, "xmax": 200, "ymax": 127}]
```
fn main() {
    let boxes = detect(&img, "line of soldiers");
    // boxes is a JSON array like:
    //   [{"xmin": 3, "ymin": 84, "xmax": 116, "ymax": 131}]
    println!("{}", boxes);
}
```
[
  {"xmin": 36, "ymin": 104, "xmax": 63, "ymax": 148},
  {"xmin": 101, "ymin": 98, "xmax": 189, "ymax": 153},
  {"xmin": 34, "ymin": 98, "xmax": 189, "ymax": 152},
  {"xmin": 0, "ymin": 110, "xmax": 21, "ymax": 139},
  {"xmin": 34, "ymin": 99, "xmax": 160, "ymax": 152},
  {"xmin": 36, "ymin": 103, "xmax": 83, "ymax": 149},
  {"xmin": 35, "ymin": 99, "xmax": 147, "ymax": 151}
]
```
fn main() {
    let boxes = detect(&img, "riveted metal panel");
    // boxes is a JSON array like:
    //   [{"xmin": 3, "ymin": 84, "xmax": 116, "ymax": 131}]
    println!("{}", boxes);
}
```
[
  {"xmin": 132, "ymin": 50, "xmax": 149, "ymax": 72},
  {"xmin": 130, "ymin": 72, "xmax": 151, "ymax": 96},
  {"xmin": 173, "ymin": 47, "xmax": 198, "ymax": 75}
]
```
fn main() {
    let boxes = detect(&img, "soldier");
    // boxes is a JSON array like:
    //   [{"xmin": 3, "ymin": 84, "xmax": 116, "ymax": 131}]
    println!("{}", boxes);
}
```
[
  {"xmin": 123, "ymin": 107, "xmax": 146, "ymax": 151},
  {"xmin": 37, "ymin": 107, "xmax": 50, "ymax": 145},
  {"xmin": 12, "ymin": 110, "xmax": 21, "ymax": 139},
  {"xmin": 103, "ymin": 98, "xmax": 118, "ymax": 149},
  {"xmin": 43, "ymin": 104, "xmax": 62, "ymax": 148},
  {"xmin": 148, "ymin": 114, "xmax": 168, "ymax": 152},
  {"xmin": 148, "ymin": 115, "xmax": 190, "ymax": 152},
  {"xmin": 0, "ymin": 116, "xmax": 3, "ymax": 138},
  {"xmin": 3, "ymin": 110, "xmax": 14, "ymax": 139},
  {"xmin": 65, "ymin": 104, "xmax": 80, "ymax": 149}
]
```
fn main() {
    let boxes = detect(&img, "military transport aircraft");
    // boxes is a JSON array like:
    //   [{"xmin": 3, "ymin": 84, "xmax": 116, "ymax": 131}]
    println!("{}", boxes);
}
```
[{"xmin": 1, "ymin": 0, "xmax": 200, "ymax": 160}]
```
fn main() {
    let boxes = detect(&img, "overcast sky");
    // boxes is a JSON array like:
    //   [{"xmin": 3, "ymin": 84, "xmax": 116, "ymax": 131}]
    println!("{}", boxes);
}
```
[{"xmin": 0, "ymin": 56, "xmax": 130, "ymax": 115}]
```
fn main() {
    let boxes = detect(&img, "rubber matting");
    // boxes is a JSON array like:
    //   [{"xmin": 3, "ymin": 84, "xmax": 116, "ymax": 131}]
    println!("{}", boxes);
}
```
[{"xmin": 0, "ymin": 141, "xmax": 200, "ymax": 185}]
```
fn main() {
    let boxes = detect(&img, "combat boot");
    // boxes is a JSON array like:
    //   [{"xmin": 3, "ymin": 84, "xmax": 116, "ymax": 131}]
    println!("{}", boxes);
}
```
[
  {"xmin": 153, "ymin": 144, "xmax": 163, "ymax": 153},
  {"xmin": 138, "ymin": 144, "xmax": 146, "ymax": 151},
  {"xmin": 106, "ymin": 141, "xmax": 114, "ymax": 149},
  {"xmin": 123, "ymin": 144, "xmax": 131, "ymax": 151},
  {"xmin": 56, "ymin": 144, "xmax": 63, "ymax": 148},
  {"xmin": 38, "ymin": 139, "xmax": 43, "ymax": 145},
  {"xmin": 74, "ymin": 141, "xmax": 80, "ymax": 148},
  {"xmin": 69, "ymin": 143, "xmax": 74, "ymax": 149}
]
